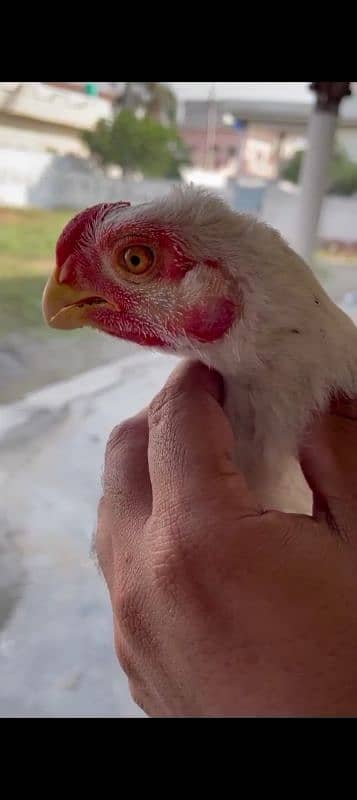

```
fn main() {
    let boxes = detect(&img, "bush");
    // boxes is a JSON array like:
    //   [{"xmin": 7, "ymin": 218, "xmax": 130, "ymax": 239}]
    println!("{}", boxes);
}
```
[
  {"xmin": 280, "ymin": 147, "xmax": 357, "ymax": 196},
  {"xmin": 83, "ymin": 110, "xmax": 190, "ymax": 179}
]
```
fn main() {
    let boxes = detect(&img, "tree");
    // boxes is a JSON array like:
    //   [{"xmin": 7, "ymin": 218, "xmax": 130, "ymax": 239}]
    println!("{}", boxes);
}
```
[
  {"xmin": 83, "ymin": 109, "xmax": 189, "ymax": 178},
  {"xmin": 281, "ymin": 146, "xmax": 357, "ymax": 196},
  {"xmin": 144, "ymin": 82, "xmax": 177, "ymax": 125},
  {"xmin": 110, "ymin": 82, "xmax": 177, "ymax": 125}
]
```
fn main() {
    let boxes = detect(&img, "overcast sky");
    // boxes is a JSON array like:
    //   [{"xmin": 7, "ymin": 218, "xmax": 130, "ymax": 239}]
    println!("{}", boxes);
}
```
[{"xmin": 168, "ymin": 82, "xmax": 312, "ymax": 102}]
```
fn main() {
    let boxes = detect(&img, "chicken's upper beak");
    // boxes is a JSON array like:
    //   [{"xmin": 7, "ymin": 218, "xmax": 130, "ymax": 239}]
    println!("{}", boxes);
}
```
[{"xmin": 42, "ymin": 271, "xmax": 112, "ymax": 330}]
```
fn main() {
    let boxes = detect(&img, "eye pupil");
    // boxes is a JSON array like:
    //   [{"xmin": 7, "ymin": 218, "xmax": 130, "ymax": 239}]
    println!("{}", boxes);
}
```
[{"xmin": 120, "ymin": 245, "xmax": 154, "ymax": 278}]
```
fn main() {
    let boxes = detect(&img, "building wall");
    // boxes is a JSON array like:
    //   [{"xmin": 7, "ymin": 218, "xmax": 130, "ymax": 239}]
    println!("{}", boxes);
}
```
[
  {"xmin": 0, "ymin": 148, "xmax": 179, "ymax": 208},
  {"xmin": 181, "ymin": 126, "xmax": 241, "ymax": 169},
  {"xmin": 240, "ymin": 125, "xmax": 305, "ymax": 180},
  {"xmin": 181, "ymin": 121, "xmax": 305, "ymax": 179},
  {"xmin": 0, "ymin": 113, "xmax": 87, "ymax": 156},
  {"xmin": 0, "ymin": 82, "xmax": 112, "ymax": 157},
  {"xmin": 0, "ymin": 83, "xmax": 112, "ymax": 131}
]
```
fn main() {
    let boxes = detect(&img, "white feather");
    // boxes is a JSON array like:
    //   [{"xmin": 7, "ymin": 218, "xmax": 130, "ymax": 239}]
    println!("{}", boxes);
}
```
[{"xmin": 104, "ymin": 185, "xmax": 357, "ymax": 513}]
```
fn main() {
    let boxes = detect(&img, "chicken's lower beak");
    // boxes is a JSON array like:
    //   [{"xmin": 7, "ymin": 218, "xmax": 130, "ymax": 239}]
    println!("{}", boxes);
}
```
[{"xmin": 42, "ymin": 272, "xmax": 111, "ymax": 330}]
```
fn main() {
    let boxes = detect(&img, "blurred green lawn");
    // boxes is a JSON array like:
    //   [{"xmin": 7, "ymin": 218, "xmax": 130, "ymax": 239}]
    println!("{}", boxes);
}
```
[{"xmin": 0, "ymin": 207, "xmax": 73, "ymax": 335}]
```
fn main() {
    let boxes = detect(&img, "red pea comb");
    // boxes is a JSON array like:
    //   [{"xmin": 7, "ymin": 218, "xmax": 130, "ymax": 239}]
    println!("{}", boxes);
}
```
[{"xmin": 56, "ymin": 201, "xmax": 131, "ymax": 268}]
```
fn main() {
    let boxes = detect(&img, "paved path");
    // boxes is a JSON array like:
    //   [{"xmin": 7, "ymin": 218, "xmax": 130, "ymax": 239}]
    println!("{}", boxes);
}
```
[{"xmin": 0, "ymin": 351, "xmax": 175, "ymax": 717}]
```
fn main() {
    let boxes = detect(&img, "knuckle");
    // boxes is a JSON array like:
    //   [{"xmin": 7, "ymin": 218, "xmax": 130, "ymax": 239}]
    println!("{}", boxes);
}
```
[
  {"xmin": 114, "ymin": 635, "xmax": 133, "ymax": 676},
  {"xmin": 106, "ymin": 419, "xmax": 138, "ymax": 460},
  {"xmin": 114, "ymin": 632, "xmax": 143, "ymax": 689},
  {"xmin": 148, "ymin": 515, "xmax": 198, "ymax": 591},
  {"xmin": 114, "ymin": 585, "xmax": 146, "ymax": 639},
  {"xmin": 149, "ymin": 383, "xmax": 184, "ymax": 427}
]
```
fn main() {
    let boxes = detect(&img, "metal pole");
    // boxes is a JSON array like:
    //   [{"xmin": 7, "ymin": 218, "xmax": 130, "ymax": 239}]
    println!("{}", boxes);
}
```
[
  {"xmin": 293, "ymin": 82, "xmax": 351, "ymax": 263},
  {"xmin": 204, "ymin": 84, "xmax": 217, "ymax": 169}
]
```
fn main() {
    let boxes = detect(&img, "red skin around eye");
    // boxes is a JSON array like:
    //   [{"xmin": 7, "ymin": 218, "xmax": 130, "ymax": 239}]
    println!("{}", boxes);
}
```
[
  {"xmin": 105, "ymin": 227, "xmax": 197, "ymax": 281},
  {"xmin": 56, "ymin": 207, "xmax": 236, "ymax": 346}
]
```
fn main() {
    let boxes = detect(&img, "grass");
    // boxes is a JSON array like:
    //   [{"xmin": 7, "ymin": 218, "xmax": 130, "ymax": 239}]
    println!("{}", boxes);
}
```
[{"xmin": 0, "ymin": 207, "xmax": 73, "ymax": 335}]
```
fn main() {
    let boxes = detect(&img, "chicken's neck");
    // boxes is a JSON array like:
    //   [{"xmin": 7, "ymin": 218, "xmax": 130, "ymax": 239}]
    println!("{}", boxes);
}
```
[{"xmin": 222, "ymin": 372, "xmax": 312, "ymax": 514}]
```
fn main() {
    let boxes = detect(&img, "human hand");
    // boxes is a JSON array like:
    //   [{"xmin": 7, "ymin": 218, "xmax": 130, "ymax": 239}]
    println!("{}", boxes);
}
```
[{"xmin": 96, "ymin": 362, "xmax": 357, "ymax": 717}]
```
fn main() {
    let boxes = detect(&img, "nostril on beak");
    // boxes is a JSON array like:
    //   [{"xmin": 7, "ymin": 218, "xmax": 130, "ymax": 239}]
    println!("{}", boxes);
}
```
[{"xmin": 56, "ymin": 257, "xmax": 73, "ymax": 285}]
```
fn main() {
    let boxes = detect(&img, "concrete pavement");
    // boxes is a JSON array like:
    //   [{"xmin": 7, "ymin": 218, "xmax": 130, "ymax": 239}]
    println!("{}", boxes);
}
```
[{"xmin": 0, "ymin": 351, "xmax": 175, "ymax": 717}]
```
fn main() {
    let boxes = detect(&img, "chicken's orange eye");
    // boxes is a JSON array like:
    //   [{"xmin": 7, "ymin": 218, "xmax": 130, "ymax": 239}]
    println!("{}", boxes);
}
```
[{"xmin": 122, "ymin": 246, "xmax": 154, "ymax": 275}]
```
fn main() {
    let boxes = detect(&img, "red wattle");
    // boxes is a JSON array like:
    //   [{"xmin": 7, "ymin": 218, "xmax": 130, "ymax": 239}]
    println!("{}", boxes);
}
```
[{"xmin": 183, "ymin": 298, "xmax": 236, "ymax": 343}]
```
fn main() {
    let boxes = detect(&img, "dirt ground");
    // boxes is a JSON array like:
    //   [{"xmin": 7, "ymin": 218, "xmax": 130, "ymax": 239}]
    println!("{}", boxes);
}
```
[{"xmin": 0, "ymin": 329, "xmax": 137, "ymax": 404}]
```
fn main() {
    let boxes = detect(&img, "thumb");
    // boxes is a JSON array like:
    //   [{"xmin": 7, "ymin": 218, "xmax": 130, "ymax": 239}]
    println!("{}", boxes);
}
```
[
  {"xmin": 147, "ymin": 360, "xmax": 260, "ymax": 518},
  {"xmin": 300, "ymin": 396, "xmax": 357, "ymax": 540}
]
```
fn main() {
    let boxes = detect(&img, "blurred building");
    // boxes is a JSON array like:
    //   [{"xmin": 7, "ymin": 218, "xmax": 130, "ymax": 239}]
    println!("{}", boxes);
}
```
[
  {"xmin": 0, "ymin": 82, "xmax": 113, "ymax": 156},
  {"xmin": 180, "ymin": 95, "xmax": 357, "ymax": 180}
]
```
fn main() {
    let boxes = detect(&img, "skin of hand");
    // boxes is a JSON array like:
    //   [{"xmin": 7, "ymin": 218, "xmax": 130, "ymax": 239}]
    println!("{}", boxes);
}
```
[{"xmin": 96, "ymin": 361, "xmax": 357, "ymax": 717}]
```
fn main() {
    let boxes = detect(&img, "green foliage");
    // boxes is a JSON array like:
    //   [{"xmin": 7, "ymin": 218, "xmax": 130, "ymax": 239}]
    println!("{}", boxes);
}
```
[
  {"xmin": 117, "ymin": 82, "xmax": 177, "ymax": 125},
  {"xmin": 84, "ymin": 110, "xmax": 189, "ymax": 178},
  {"xmin": 281, "ymin": 147, "xmax": 357, "ymax": 196},
  {"xmin": 280, "ymin": 150, "xmax": 303, "ymax": 184},
  {"xmin": 329, "ymin": 150, "xmax": 357, "ymax": 195},
  {"xmin": 144, "ymin": 82, "xmax": 177, "ymax": 125}
]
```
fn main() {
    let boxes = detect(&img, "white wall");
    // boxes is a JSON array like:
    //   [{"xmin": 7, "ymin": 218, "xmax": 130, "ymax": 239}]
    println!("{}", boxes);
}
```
[
  {"xmin": 0, "ymin": 148, "xmax": 356, "ymax": 246},
  {"xmin": 262, "ymin": 181, "xmax": 357, "ymax": 244},
  {"xmin": 0, "ymin": 115, "xmax": 88, "ymax": 156},
  {"xmin": 0, "ymin": 148, "xmax": 178, "ymax": 209},
  {"xmin": 0, "ymin": 83, "xmax": 112, "ymax": 132}
]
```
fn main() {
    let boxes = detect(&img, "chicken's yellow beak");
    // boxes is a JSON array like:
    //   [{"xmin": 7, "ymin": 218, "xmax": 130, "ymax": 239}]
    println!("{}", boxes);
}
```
[{"xmin": 42, "ymin": 272, "xmax": 111, "ymax": 330}]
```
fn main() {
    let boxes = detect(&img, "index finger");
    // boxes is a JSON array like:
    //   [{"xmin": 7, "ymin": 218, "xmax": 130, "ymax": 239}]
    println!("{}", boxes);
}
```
[
  {"xmin": 96, "ymin": 410, "xmax": 151, "ymax": 588},
  {"xmin": 147, "ymin": 361, "xmax": 259, "ymax": 516},
  {"xmin": 300, "ymin": 395, "xmax": 357, "ymax": 538}
]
